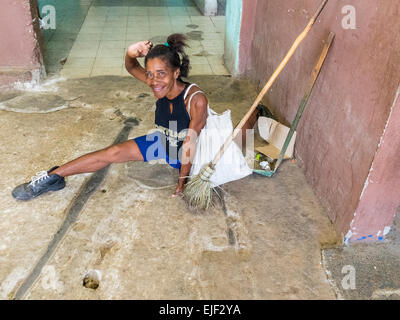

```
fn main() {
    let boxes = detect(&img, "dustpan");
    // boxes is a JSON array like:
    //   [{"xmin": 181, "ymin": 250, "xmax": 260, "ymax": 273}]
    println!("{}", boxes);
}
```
[{"xmin": 253, "ymin": 117, "xmax": 296, "ymax": 177}]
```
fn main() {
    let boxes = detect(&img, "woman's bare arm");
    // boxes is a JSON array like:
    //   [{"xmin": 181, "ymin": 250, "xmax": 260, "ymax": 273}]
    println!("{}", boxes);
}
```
[
  {"xmin": 125, "ymin": 40, "xmax": 153, "ymax": 83},
  {"xmin": 174, "ymin": 93, "xmax": 208, "ymax": 195}
]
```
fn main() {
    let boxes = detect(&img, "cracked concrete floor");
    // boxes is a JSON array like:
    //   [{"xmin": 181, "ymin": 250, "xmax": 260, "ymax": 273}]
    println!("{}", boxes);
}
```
[{"xmin": 0, "ymin": 75, "xmax": 340, "ymax": 299}]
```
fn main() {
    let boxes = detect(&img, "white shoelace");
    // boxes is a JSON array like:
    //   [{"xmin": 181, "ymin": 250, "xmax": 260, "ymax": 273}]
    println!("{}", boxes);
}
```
[{"xmin": 28, "ymin": 171, "xmax": 49, "ymax": 187}]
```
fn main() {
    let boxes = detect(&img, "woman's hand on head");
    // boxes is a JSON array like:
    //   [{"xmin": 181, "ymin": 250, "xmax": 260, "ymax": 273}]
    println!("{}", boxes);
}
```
[{"xmin": 127, "ymin": 40, "xmax": 153, "ymax": 59}]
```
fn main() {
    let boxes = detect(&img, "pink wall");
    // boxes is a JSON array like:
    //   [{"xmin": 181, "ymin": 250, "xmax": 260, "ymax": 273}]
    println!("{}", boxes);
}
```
[
  {"xmin": 238, "ymin": 0, "xmax": 257, "ymax": 74},
  {"xmin": 348, "ymin": 87, "xmax": 400, "ymax": 242},
  {"xmin": 0, "ymin": 0, "xmax": 42, "ymax": 85},
  {"xmin": 242, "ymin": 0, "xmax": 400, "ymax": 240}
]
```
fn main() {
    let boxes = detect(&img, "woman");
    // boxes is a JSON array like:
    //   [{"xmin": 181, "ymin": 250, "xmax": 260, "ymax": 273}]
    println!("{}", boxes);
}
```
[{"xmin": 12, "ymin": 33, "xmax": 208, "ymax": 200}]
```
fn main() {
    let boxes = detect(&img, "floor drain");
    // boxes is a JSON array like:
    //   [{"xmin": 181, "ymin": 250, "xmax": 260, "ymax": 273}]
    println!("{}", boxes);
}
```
[{"xmin": 83, "ymin": 270, "xmax": 102, "ymax": 290}]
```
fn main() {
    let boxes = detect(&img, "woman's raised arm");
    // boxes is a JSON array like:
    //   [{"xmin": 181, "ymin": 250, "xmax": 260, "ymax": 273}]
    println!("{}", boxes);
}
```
[{"xmin": 125, "ymin": 40, "xmax": 153, "ymax": 83}]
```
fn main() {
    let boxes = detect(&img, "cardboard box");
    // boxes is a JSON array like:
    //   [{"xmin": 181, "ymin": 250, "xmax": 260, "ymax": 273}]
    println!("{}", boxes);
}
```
[{"xmin": 256, "ymin": 116, "xmax": 296, "ymax": 161}]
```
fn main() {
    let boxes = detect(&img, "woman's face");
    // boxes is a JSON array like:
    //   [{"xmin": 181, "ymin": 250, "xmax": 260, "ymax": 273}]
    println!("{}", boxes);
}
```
[{"xmin": 145, "ymin": 57, "xmax": 180, "ymax": 99}]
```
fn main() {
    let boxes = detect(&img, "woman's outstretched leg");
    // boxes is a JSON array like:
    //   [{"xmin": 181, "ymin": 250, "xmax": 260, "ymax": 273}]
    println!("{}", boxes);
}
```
[
  {"xmin": 12, "ymin": 140, "xmax": 143, "ymax": 200},
  {"xmin": 50, "ymin": 140, "xmax": 143, "ymax": 177}
]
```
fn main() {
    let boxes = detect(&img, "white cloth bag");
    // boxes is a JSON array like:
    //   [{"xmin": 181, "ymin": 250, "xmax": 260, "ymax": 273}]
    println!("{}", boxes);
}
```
[{"xmin": 190, "ymin": 106, "xmax": 253, "ymax": 187}]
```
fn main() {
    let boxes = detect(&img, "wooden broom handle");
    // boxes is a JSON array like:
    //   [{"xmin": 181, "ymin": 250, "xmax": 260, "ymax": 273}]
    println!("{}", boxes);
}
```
[{"xmin": 211, "ymin": 0, "xmax": 329, "ymax": 166}]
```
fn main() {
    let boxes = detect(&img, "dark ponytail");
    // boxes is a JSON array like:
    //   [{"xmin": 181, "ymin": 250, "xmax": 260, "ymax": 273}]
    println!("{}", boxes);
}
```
[{"xmin": 145, "ymin": 33, "xmax": 191, "ymax": 79}]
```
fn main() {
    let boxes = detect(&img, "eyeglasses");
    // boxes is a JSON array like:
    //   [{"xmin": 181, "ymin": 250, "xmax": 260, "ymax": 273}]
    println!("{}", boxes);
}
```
[{"xmin": 145, "ymin": 70, "xmax": 168, "ymax": 80}]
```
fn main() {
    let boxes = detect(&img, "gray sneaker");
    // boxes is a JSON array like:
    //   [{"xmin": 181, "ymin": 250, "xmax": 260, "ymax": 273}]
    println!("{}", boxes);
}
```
[{"xmin": 12, "ymin": 166, "xmax": 66, "ymax": 200}]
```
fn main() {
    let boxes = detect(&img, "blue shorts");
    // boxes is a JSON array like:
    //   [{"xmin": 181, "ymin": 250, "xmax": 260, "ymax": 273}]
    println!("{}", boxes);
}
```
[{"xmin": 134, "ymin": 131, "xmax": 182, "ymax": 170}]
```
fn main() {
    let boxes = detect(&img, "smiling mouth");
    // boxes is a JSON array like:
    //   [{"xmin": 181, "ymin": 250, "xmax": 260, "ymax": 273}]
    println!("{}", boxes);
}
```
[{"xmin": 152, "ymin": 86, "xmax": 164, "ymax": 93}]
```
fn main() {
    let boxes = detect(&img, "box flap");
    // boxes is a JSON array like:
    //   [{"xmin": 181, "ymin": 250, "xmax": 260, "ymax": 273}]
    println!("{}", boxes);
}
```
[{"xmin": 257, "ymin": 117, "xmax": 296, "ymax": 160}]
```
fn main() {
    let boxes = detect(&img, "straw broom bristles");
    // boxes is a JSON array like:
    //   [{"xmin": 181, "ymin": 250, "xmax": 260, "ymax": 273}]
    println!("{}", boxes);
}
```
[{"xmin": 184, "ymin": 163, "xmax": 215, "ymax": 209}]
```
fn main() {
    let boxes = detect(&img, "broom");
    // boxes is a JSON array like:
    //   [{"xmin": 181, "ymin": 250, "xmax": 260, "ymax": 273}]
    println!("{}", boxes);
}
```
[{"xmin": 184, "ymin": 0, "xmax": 329, "ymax": 209}]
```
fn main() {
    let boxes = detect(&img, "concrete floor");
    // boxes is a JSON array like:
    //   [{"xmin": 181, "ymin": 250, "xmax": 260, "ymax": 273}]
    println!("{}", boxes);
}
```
[{"xmin": 0, "ymin": 75, "xmax": 341, "ymax": 299}]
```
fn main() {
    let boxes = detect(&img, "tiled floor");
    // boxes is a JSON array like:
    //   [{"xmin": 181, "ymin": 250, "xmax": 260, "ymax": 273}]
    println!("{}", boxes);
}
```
[
  {"xmin": 39, "ymin": 0, "xmax": 93, "ymax": 74},
  {"xmin": 39, "ymin": 0, "xmax": 228, "ymax": 78}
]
